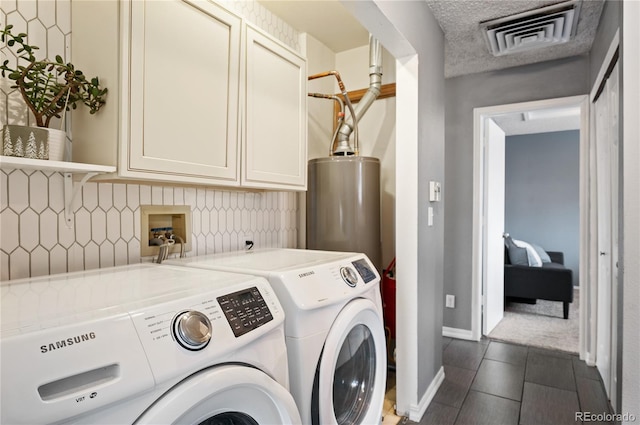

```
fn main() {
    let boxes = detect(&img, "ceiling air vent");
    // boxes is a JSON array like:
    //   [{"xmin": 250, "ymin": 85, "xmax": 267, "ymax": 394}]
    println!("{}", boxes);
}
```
[{"xmin": 480, "ymin": 0, "xmax": 582, "ymax": 56}]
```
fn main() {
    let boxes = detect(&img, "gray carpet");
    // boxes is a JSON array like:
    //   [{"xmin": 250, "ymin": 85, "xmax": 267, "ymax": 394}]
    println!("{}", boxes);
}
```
[{"xmin": 488, "ymin": 288, "xmax": 579, "ymax": 354}]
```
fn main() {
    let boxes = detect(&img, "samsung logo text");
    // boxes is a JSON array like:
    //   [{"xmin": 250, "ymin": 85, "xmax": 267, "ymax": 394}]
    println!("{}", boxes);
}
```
[{"xmin": 41, "ymin": 332, "xmax": 96, "ymax": 353}]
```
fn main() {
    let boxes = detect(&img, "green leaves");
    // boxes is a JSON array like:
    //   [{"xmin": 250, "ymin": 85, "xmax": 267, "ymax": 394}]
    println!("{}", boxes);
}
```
[{"xmin": 0, "ymin": 24, "xmax": 108, "ymax": 127}]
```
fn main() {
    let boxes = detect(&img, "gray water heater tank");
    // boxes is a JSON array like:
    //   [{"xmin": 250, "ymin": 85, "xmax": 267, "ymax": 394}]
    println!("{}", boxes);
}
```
[{"xmin": 306, "ymin": 156, "xmax": 382, "ymax": 271}]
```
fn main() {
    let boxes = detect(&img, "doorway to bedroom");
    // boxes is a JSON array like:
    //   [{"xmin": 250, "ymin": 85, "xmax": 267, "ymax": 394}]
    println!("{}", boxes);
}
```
[
  {"xmin": 471, "ymin": 95, "xmax": 588, "ymax": 356},
  {"xmin": 491, "ymin": 127, "xmax": 581, "ymax": 354}
]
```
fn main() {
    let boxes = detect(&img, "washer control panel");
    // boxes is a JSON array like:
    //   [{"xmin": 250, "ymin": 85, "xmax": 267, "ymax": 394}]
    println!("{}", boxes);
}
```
[{"xmin": 217, "ymin": 287, "xmax": 273, "ymax": 337}]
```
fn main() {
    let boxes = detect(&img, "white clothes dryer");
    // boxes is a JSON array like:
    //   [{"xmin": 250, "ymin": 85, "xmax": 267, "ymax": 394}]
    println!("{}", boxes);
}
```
[
  {"xmin": 0, "ymin": 263, "xmax": 301, "ymax": 425},
  {"xmin": 167, "ymin": 248, "xmax": 387, "ymax": 425}
]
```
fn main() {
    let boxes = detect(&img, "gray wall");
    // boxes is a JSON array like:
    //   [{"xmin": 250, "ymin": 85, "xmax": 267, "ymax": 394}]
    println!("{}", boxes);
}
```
[
  {"xmin": 413, "ymin": 4, "xmax": 445, "ymax": 399},
  {"xmin": 505, "ymin": 130, "xmax": 580, "ymax": 287},
  {"xmin": 444, "ymin": 56, "xmax": 590, "ymax": 330}
]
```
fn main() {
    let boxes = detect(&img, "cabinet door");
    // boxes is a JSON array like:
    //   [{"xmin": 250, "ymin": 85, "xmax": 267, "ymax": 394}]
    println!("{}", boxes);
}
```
[
  {"xmin": 127, "ymin": 0, "xmax": 241, "ymax": 184},
  {"xmin": 243, "ymin": 25, "xmax": 307, "ymax": 190}
]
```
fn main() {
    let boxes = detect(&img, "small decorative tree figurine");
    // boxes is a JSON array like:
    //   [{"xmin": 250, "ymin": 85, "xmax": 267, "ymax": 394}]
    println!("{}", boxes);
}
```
[
  {"xmin": 25, "ymin": 131, "xmax": 38, "ymax": 159},
  {"xmin": 13, "ymin": 137, "xmax": 24, "ymax": 157},
  {"xmin": 3, "ymin": 125, "xmax": 13, "ymax": 156},
  {"xmin": 1, "ymin": 24, "xmax": 108, "ymax": 128},
  {"xmin": 38, "ymin": 141, "xmax": 46, "ymax": 159}
]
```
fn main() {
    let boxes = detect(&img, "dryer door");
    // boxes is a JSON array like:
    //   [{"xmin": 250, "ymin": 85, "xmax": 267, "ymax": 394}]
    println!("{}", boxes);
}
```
[
  {"xmin": 313, "ymin": 298, "xmax": 386, "ymax": 425},
  {"xmin": 134, "ymin": 365, "xmax": 301, "ymax": 424}
]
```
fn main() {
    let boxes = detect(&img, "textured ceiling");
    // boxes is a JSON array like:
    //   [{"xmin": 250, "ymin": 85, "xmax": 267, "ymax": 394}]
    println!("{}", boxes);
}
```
[
  {"xmin": 426, "ymin": 0, "xmax": 605, "ymax": 78},
  {"xmin": 259, "ymin": 0, "xmax": 602, "ymax": 135},
  {"xmin": 260, "ymin": 0, "xmax": 604, "ymax": 78}
]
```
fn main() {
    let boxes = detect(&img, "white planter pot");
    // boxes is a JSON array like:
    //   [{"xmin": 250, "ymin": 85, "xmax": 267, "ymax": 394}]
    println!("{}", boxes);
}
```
[{"xmin": 47, "ymin": 128, "xmax": 67, "ymax": 161}]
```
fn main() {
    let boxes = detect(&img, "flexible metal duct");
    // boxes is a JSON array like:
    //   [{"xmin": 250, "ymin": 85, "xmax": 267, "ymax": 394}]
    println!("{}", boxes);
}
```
[{"xmin": 333, "ymin": 35, "xmax": 382, "ymax": 155}]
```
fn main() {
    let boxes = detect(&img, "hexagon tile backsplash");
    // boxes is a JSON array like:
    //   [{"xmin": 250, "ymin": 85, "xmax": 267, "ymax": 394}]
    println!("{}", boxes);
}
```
[
  {"xmin": 0, "ymin": 169, "xmax": 299, "ymax": 281},
  {"xmin": 0, "ymin": 0, "xmax": 302, "ymax": 281}
]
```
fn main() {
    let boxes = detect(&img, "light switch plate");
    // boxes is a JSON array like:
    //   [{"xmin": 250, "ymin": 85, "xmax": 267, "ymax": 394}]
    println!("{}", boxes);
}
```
[
  {"xmin": 429, "ymin": 181, "xmax": 441, "ymax": 202},
  {"xmin": 446, "ymin": 294, "xmax": 455, "ymax": 308}
]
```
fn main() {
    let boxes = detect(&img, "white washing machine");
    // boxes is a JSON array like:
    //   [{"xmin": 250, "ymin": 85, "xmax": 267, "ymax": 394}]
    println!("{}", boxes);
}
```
[
  {"xmin": 167, "ymin": 248, "xmax": 387, "ymax": 425},
  {"xmin": 0, "ymin": 263, "xmax": 302, "ymax": 425}
]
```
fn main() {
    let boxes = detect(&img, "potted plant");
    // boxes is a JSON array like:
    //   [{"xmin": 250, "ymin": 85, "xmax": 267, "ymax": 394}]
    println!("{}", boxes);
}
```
[{"xmin": 1, "ymin": 24, "xmax": 107, "ymax": 161}]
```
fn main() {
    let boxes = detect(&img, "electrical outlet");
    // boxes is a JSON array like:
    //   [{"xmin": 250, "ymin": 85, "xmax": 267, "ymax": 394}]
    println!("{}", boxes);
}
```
[
  {"xmin": 242, "ymin": 234, "xmax": 254, "ymax": 250},
  {"xmin": 446, "ymin": 294, "xmax": 455, "ymax": 309}
]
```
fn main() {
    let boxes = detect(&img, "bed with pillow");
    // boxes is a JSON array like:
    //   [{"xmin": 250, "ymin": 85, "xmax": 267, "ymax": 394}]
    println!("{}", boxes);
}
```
[{"xmin": 503, "ymin": 234, "xmax": 574, "ymax": 319}]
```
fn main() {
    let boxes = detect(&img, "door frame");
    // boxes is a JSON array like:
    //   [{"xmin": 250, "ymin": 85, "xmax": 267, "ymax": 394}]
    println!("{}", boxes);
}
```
[
  {"xmin": 471, "ymin": 95, "xmax": 590, "ymax": 362},
  {"xmin": 482, "ymin": 118, "xmax": 506, "ymax": 335}
]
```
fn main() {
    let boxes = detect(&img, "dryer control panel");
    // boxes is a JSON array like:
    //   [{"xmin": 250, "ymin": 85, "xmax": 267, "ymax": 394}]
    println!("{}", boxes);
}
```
[
  {"xmin": 352, "ymin": 259, "xmax": 377, "ymax": 283},
  {"xmin": 217, "ymin": 287, "xmax": 274, "ymax": 337}
]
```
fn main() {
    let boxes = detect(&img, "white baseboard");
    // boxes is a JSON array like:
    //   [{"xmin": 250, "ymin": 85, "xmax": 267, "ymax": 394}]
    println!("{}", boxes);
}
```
[
  {"xmin": 584, "ymin": 351, "xmax": 597, "ymax": 367},
  {"xmin": 407, "ymin": 366, "xmax": 445, "ymax": 422},
  {"xmin": 443, "ymin": 326, "xmax": 476, "ymax": 340}
]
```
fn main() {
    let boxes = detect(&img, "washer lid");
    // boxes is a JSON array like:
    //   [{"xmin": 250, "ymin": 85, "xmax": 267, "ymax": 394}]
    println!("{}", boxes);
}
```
[
  {"xmin": 167, "ymin": 249, "xmax": 381, "ymax": 314},
  {"xmin": 0, "ymin": 264, "xmax": 263, "ymax": 336},
  {"xmin": 169, "ymin": 248, "xmax": 356, "ymax": 273}
]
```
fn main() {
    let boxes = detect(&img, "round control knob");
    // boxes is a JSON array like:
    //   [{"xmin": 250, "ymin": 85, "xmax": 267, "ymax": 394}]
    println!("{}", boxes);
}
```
[
  {"xmin": 340, "ymin": 266, "xmax": 359, "ymax": 287},
  {"xmin": 173, "ymin": 310, "xmax": 212, "ymax": 350}
]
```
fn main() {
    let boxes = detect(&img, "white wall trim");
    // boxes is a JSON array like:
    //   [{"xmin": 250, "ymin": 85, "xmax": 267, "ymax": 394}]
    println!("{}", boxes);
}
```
[
  {"xmin": 443, "ymin": 326, "xmax": 475, "ymax": 341},
  {"xmin": 471, "ymin": 108, "xmax": 485, "ymax": 341},
  {"xmin": 472, "ymin": 96, "xmax": 589, "ymax": 359},
  {"xmin": 583, "ymin": 98, "xmax": 596, "ymax": 365},
  {"xmin": 407, "ymin": 366, "xmax": 445, "ymax": 422},
  {"xmin": 590, "ymin": 29, "xmax": 620, "ymax": 103},
  {"xmin": 394, "ymin": 53, "xmax": 420, "ymax": 419}
]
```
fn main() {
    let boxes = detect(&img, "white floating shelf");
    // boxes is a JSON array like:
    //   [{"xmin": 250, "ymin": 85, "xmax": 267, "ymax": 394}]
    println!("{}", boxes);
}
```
[
  {"xmin": 0, "ymin": 156, "xmax": 116, "ymax": 174},
  {"xmin": 1, "ymin": 156, "xmax": 117, "ymax": 228}
]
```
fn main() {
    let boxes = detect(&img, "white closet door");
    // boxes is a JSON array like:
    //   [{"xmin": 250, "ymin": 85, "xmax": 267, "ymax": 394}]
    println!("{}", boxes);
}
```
[{"xmin": 594, "ymin": 61, "xmax": 619, "ymax": 402}]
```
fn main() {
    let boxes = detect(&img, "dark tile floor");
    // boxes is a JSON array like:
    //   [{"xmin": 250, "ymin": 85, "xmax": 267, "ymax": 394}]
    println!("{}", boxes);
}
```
[{"xmin": 406, "ymin": 337, "xmax": 613, "ymax": 425}]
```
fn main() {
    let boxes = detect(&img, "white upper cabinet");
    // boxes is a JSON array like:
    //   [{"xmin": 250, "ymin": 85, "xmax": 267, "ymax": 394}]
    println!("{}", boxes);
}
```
[
  {"xmin": 128, "ymin": 0, "xmax": 241, "ymax": 183},
  {"xmin": 243, "ymin": 25, "xmax": 307, "ymax": 190},
  {"xmin": 71, "ymin": 0, "xmax": 306, "ymax": 190}
]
